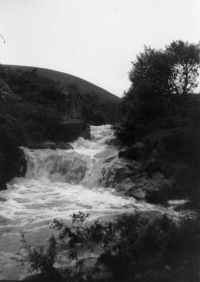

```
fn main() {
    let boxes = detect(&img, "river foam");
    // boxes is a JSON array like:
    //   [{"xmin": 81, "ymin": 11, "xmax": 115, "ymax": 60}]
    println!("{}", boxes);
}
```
[{"xmin": 0, "ymin": 125, "xmax": 142, "ymax": 228}]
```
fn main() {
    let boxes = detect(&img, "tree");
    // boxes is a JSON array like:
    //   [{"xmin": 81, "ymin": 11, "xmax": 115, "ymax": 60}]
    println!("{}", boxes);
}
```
[
  {"xmin": 119, "ymin": 47, "xmax": 172, "ymax": 142},
  {"xmin": 166, "ymin": 40, "xmax": 200, "ymax": 95},
  {"xmin": 129, "ymin": 46, "xmax": 172, "ymax": 96},
  {"xmin": 117, "ymin": 41, "xmax": 200, "ymax": 143}
]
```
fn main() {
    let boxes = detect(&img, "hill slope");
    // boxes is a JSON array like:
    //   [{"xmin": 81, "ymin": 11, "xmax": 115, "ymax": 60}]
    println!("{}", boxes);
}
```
[
  {"xmin": 4, "ymin": 65, "xmax": 120, "ymax": 104},
  {"xmin": 0, "ymin": 64, "xmax": 121, "ymax": 141}
]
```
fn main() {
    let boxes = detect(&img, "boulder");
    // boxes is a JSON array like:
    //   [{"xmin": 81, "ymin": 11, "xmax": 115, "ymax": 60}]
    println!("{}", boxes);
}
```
[
  {"xmin": 99, "ymin": 155, "xmax": 145, "ymax": 194},
  {"xmin": 124, "ymin": 169, "xmax": 173, "ymax": 201},
  {"xmin": 127, "ymin": 188, "xmax": 146, "ymax": 199}
]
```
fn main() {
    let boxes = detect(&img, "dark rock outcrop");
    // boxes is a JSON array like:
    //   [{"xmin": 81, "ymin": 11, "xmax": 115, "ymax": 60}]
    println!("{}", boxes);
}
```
[
  {"xmin": 54, "ymin": 120, "xmax": 90, "ymax": 142},
  {"xmin": 116, "ymin": 135, "xmax": 176, "ymax": 201},
  {"xmin": 0, "ymin": 114, "xmax": 27, "ymax": 190},
  {"xmin": 28, "ymin": 141, "xmax": 73, "ymax": 150},
  {"xmin": 119, "ymin": 142, "xmax": 146, "ymax": 160}
]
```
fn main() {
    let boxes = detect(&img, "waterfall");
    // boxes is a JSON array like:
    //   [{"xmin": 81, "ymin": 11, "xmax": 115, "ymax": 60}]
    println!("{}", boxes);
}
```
[
  {"xmin": 22, "ymin": 125, "xmax": 117, "ymax": 186},
  {"xmin": 0, "ymin": 125, "xmax": 149, "ymax": 230}
]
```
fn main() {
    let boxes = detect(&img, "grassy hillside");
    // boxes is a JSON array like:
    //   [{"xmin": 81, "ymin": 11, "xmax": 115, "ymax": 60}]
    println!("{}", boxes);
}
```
[
  {"xmin": 0, "ymin": 65, "xmax": 121, "ymax": 127},
  {"xmin": 0, "ymin": 64, "xmax": 121, "ymax": 140},
  {"xmin": 4, "ymin": 64, "xmax": 120, "ymax": 103}
]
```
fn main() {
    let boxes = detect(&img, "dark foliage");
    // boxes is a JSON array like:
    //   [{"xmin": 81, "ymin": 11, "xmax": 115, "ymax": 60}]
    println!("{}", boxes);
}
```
[
  {"xmin": 115, "ymin": 41, "xmax": 200, "ymax": 205},
  {"xmin": 117, "ymin": 41, "xmax": 200, "ymax": 143},
  {"xmin": 0, "ymin": 113, "xmax": 26, "ymax": 189},
  {"xmin": 0, "ymin": 65, "xmax": 120, "ymax": 125},
  {"xmin": 166, "ymin": 40, "xmax": 200, "ymax": 95},
  {"xmin": 21, "ymin": 212, "xmax": 200, "ymax": 282}
]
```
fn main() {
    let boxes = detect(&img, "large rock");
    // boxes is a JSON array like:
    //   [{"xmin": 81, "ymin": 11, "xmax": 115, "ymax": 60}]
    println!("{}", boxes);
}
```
[
  {"xmin": 53, "ymin": 120, "xmax": 90, "ymax": 142},
  {"xmin": 99, "ymin": 155, "xmax": 144, "ymax": 193},
  {"xmin": 126, "ymin": 171, "xmax": 174, "ymax": 201},
  {"xmin": 101, "ymin": 149, "xmax": 174, "ymax": 201}
]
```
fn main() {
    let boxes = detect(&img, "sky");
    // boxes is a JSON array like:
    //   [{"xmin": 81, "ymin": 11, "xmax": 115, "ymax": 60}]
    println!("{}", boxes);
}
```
[{"xmin": 0, "ymin": 0, "xmax": 200, "ymax": 97}]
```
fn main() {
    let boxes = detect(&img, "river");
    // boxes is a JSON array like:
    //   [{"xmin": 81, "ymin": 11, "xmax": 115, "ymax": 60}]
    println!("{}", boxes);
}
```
[{"xmin": 0, "ymin": 125, "xmax": 160, "ymax": 280}]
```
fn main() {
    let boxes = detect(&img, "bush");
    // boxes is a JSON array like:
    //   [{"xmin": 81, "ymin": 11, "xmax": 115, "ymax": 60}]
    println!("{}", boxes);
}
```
[
  {"xmin": 21, "ymin": 232, "xmax": 57, "ymax": 275},
  {"xmin": 20, "ymin": 212, "xmax": 200, "ymax": 282}
]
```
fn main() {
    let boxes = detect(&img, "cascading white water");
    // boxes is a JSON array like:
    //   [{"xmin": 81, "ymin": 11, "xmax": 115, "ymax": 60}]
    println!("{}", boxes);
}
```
[{"xmin": 0, "ymin": 125, "xmax": 155, "ymax": 279}]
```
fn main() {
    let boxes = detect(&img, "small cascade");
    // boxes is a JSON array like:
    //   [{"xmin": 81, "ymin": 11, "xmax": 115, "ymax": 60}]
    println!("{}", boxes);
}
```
[
  {"xmin": 23, "ymin": 148, "xmax": 90, "ymax": 184},
  {"xmin": 22, "ymin": 125, "xmax": 119, "ymax": 188},
  {"xmin": 0, "ymin": 125, "xmax": 149, "ymax": 229}
]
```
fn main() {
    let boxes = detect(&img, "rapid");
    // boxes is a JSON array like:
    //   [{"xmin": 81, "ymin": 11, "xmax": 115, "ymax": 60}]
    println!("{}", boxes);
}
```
[{"xmin": 0, "ymin": 125, "xmax": 157, "ymax": 279}]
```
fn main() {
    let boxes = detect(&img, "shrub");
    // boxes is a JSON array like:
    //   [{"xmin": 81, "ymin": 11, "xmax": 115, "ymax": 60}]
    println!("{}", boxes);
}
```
[
  {"xmin": 21, "ymin": 232, "xmax": 57, "ymax": 274},
  {"xmin": 20, "ymin": 212, "xmax": 200, "ymax": 282}
]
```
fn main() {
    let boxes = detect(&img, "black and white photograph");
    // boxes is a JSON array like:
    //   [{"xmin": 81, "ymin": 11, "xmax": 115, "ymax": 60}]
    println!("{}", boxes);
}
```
[{"xmin": 0, "ymin": 0, "xmax": 200, "ymax": 281}]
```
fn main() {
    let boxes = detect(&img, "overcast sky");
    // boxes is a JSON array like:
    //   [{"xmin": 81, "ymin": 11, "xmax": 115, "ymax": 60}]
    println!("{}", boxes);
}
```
[{"xmin": 0, "ymin": 0, "xmax": 199, "ymax": 96}]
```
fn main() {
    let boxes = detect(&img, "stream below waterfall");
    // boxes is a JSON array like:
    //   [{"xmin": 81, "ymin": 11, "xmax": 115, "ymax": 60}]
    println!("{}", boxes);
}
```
[{"xmin": 0, "ymin": 125, "xmax": 166, "ymax": 280}]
